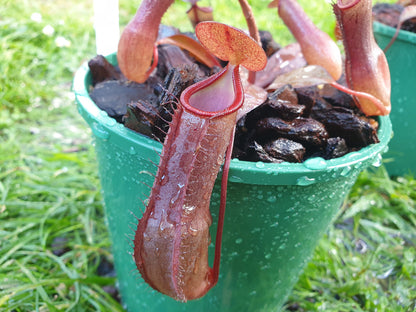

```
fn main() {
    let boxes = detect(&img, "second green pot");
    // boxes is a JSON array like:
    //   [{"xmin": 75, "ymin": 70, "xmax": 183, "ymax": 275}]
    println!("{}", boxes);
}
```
[
  {"xmin": 373, "ymin": 21, "xmax": 416, "ymax": 176},
  {"xmin": 73, "ymin": 54, "xmax": 392, "ymax": 312}
]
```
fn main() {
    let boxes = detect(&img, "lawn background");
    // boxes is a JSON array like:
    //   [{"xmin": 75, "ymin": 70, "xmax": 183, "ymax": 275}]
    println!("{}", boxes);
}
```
[{"xmin": 1, "ymin": 0, "xmax": 415, "ymax": 311}]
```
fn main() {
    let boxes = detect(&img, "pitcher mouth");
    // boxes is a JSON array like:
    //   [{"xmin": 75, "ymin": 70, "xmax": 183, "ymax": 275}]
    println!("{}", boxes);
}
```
[
  {"xmin": 180, "ymin": 65, "xmax": 243, "ymax": 118},
  {"xmin": 335, "ymin": 0, "xmax": 361, "ymax": 10}
]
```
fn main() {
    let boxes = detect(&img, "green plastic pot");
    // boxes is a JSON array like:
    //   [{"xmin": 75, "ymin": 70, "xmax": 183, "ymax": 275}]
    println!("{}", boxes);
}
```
[
  {"xmin": 373, "ymin": 21, "xmax": 416, "ymax": 176},
  {"xmin": 73, "ymin": 53, "xmax": 391, "ymax": 312}
]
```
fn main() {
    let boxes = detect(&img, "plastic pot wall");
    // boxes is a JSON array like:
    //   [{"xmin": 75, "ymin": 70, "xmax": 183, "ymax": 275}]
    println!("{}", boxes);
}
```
[
  {"xmin": 373, "ymin": 21, "xmax": 416, "ymax": 176},
  {"xmin": 73, "ymin": 54, "xmax": 392, "ymax": 312}
]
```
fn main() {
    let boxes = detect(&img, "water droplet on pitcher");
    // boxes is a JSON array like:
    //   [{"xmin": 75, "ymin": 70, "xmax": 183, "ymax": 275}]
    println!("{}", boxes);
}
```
[
  {"xmin": 104, "ymin": 116, "xmax": 116, "ymax": 127},
  {"xmin": 371, "ymin": 154, "xmax": 382, "ymax": 168},
  {"xmin": 267, "ymin": 195, "xmax": 277, "ymax": 203},
  {"xmin": 303, "ymin": 157, "xmax": 328, "ymax": 170},
  {"xmin": 255, "ymin": 161, "xmax": 265, "ymax": 169},
  {"xmin": 160, "ymin": 175, "xmax": 168, "ymax": 186},
  {"xmin": 183, "ymin": 205, "xmax": 195, "ymax": 215},
  {"xmin": 296, "ymin": 176, "xmax": 316, "ymax": 186},
  {"xmin": 188, "ymin": 225, "xmax": 198, "ymax": 236},
  {"xmin": 353, "ymin": 161, "xmax": 363, "ymax": 169},
  {"xmin": 129, "ymin": 146, "xmax": 136, "ymax": 155},
  {"xmin": 251, "ymin": 227, "xmax": 261, "ymax": 234},
  {"xmin": 159, "ymin": 216, "xmax": 174, "ymax": 234},
  {"xmin": 229, "ymin": 175, "xmax": 243, "ymax": 183},
  {"xmin": 91, "ymin": 122, "xmax": 110, "ymax": 140},
  {"xmin": 340, "ymin": 166, "xmax": 351, "ymax": 177},
  {"xmin": 235, "ymin": 238, "xmax": 243, "ymax": 244}
]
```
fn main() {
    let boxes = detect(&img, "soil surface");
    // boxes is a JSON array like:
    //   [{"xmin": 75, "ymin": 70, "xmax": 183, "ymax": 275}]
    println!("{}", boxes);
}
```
[{"xmin": 88, "ymin": 28, "xmax": 379, "ymax": 164}]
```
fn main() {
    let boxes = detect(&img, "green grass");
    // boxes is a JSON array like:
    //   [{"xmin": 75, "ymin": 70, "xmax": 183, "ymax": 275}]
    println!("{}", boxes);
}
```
[
  {"xmin": 290, "ymin": 168, "xmax": 416, "ymax": 311},
  {"xmin": 0, "ymin": 0, "xmax": 414, "ymax": 311}
]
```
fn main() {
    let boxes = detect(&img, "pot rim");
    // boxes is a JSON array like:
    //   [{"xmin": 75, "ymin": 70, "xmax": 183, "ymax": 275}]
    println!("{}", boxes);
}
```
[
  {"xmin": 73, "ymin": 53, "xmax": 392, "ymax": 186},
  {"xmin": 373, "ymin": 21, "xmax": 416, "ymax": 45}
]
